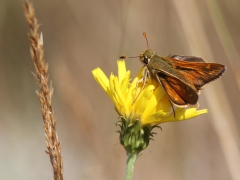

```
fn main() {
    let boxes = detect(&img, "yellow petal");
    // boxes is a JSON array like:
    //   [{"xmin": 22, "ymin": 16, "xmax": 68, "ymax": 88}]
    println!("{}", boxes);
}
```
[
  {"xmin": 124, "ymin": 77, "xmax": 140, "ymax": 108},
  {"xmin": 164, "ymin": 108, "xmax": 208, "ymax": 122},
  {"xmin": 109, "ymin": 74, "xmax": 120, "ymax": 105},
  {"xmin": 120, "ymin": 70, "xmax": 131, "ymax": 95},
  {"xmin": 140, "ymin": 86, "xmax": 158, "ymax": 120},
  {"xmin": 133, "ymin": 85, "xmax": 155, "ymax": 116},
  {"xmin": 113, "ymin": 76, "xmax": 129, "ymax": 115},
  {"xmin": 144, "ymin": 108, "xmax": 208, "ymax": 125},
  {"xmin": 92, "ymin": 68, "xmax": 109, "ymax": 92},
  {"xmin": 117, "ymin": 60, "xmax": 127, "ymax": 84}
]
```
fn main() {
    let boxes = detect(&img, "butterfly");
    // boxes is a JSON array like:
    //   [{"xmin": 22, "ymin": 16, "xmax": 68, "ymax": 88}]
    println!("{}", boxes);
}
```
[{"xmin": 120, "ymin": 32, "xmax": 226, "ymax": 108}]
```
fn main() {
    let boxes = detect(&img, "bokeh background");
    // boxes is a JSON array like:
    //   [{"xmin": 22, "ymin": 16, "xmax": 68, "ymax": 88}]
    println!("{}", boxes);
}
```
[{"xmin": 1, "ymin": 0, "xmax": 240, "ymax": 179}]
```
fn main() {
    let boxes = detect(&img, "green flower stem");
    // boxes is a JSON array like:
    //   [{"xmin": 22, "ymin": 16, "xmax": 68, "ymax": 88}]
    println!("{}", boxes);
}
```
[{"xmin": 125, "ymin": 152, "xmax": 138, "ymax": 180}]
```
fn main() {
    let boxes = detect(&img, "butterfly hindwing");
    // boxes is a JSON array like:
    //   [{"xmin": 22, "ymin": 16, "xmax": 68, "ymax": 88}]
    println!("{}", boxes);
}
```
[{"xmin": 155, "ymin": 72, "xmax": 199, "ymax": 107}]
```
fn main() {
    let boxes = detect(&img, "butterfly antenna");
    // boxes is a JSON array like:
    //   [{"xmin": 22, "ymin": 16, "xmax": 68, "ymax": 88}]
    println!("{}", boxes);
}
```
[
  {"xmin": 119, "ymin": 55, "xmax": 139, "ymax": 59},
  {"xmin": 143, "ymin": 32, "xmax": 149, "ymax": 49}
]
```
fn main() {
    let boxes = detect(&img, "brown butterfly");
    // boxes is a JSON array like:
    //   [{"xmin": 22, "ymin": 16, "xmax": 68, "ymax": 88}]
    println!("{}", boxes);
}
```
[{"xmin": 120, "ymin": 32, "xmax": 226, "ymax": 107}]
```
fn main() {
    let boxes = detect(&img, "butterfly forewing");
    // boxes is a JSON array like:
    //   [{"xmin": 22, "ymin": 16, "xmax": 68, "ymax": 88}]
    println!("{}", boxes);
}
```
[{"xmin": 168, "ymin": 57, "xmax": 226, "ymax": 90}]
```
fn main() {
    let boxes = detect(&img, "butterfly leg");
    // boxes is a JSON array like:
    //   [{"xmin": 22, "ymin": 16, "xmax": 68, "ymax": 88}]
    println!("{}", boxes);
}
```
[
  {"xmin": 169, "ymin": 99, "xmax": 176, "ymax": 118},
  {"xmin": 132, "ymin": 67, "xmax": 149, "ymax": 104}
]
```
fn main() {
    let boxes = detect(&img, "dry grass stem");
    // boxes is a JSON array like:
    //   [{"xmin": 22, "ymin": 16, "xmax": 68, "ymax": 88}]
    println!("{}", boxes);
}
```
[{"xmin": 24, "ymin": 1, "xmax": 63, "ymax": 179}]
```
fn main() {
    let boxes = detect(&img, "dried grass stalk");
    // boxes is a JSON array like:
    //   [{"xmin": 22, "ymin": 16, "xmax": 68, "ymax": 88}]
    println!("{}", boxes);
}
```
[{"xmin": 24, "ymin": 1, "xmax": 63, "ymax": 179}]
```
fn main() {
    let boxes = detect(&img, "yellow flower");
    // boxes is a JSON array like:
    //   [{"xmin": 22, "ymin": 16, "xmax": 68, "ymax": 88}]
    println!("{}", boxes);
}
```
[
  {"xmin": 93, "ymin": 58, "xmax": 209, "ymax": 180},
  {"xmin": 92, "ymin": 60, "xmax": 207, "ymax": 126}
]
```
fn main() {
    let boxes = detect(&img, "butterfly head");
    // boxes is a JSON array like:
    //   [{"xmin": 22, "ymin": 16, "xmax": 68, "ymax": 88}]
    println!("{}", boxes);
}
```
[{"xmin": 140, "ymin": 49, "xmax": 155, "ymax": 65}]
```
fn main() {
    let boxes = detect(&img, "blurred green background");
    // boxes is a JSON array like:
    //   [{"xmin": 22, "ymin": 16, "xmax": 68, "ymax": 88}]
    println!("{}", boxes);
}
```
[{"xmin": 1, "ymin": 0, "xmax": 240, "ymax": 179}]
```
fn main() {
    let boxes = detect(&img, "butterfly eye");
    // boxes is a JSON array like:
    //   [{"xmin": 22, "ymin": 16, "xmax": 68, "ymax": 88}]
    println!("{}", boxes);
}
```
[{"xmin": 143, "ymin": 56, "xmax": 149, "ymax": 64}]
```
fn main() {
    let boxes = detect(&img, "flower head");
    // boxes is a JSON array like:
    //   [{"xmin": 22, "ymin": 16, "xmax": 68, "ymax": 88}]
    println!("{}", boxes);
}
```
[{"xmin": 92, "ymin": 60, "xmax": 207, "ymax": 153}]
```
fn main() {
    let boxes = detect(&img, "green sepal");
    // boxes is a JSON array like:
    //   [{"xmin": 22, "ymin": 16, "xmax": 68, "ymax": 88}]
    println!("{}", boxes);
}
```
[{"xmin": 118, "ymin": 116, "xmax": 157, "ymax": 154}]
